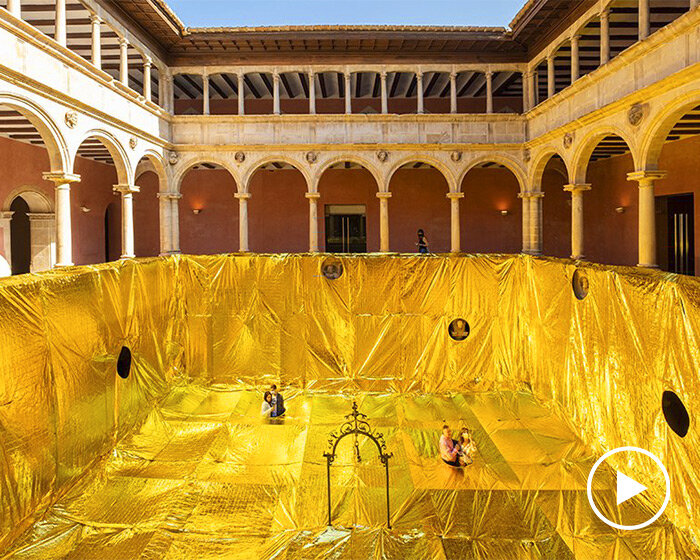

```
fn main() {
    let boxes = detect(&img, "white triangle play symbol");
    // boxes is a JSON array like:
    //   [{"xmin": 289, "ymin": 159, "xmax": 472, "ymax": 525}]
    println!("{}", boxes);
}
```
[{"xmin": 617, "ymin": 471, "xmax": 647, "ymax": 505}]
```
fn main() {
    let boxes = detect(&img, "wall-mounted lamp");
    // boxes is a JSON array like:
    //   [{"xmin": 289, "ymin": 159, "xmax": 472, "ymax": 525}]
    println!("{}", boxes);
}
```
[
  {"xmin": 192, "ymin": 208, "xmax": 202, "ymax": 215},
  {"xmin": 615, "ymin": 206, "xmax": 626, "ymax": 214},
  {"xmin": 500, "ymin": 209, "xmax": 510, "ymax": 216},
  {"xmin": 80, "ymin": 206, "xmax": 91, "ymax": 213}
]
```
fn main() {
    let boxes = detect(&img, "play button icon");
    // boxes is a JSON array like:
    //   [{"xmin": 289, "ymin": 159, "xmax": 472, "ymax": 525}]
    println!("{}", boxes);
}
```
[
  {"xmin": 587, "ymin": 446, "xmax": 670, "ymax": 530},
  {"xmin": 616, "ymin": 471, "xmax": 647, "ymax": 505}
]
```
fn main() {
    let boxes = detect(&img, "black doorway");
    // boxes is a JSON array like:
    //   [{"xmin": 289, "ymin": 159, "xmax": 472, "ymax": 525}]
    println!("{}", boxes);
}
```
[
  {"xmin": 656, "ymin": 193, "xmax": 695, "ymax": 275},
  {"xmin": 10, "ymin": 196, "xmax": 31, "ymax": 275},
  {"xmin": 325, "ymin": 205, "xmax": 366, "ymax": 253},
  {"xmin": 104, "ymin": 203, "xmax": 120, "ymax": 262}
]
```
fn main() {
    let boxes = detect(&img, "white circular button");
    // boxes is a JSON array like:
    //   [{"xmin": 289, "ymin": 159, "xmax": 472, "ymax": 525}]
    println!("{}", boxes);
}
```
[{"xmin": 586, "ymin": 446, "xmax": 670, "ymax": 531}]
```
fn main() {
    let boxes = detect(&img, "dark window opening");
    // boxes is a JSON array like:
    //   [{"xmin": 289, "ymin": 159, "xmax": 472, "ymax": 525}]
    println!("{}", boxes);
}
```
[
  {"xmin": 662, "ymin": 390, "xmax": 689, "ymax": 438},
  {"xmin": 117, "ymin": 346, "xmax": 132, "ymax": 379}
]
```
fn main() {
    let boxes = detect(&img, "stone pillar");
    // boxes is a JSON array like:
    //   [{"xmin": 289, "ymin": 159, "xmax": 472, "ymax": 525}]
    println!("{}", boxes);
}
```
[
  {"xmin": 528, "ymin": 70, "xmax": 536, "ymax": 109},
  {"xmin": 447, "ymin": 192, "xmax": 464, "ymax": 253},
  {"xmin": 627, "ymin": 171, "xmax": 666, "ymax": 267},
  {"xmin": 7, "ymin": 0, "xmax": 20, "ymax": 18},
  {"xmin": 113, "ymin": 185, "xmax": 139, "ymax": 259},
  {"xmin": 43, "ymin": 172, "xmax": 79, "ymax": 267},
  {"xmin": 55, "ymin": 0, "xmax": 66, "ymax": 46},
  {"xmin": 485, "ymin": 71, "xmax": 493, "ymax": 114},
  {"xmin": 564, "ymin": 183, "xmax": 591, "ymax": 259},
  {"xmin": 344, "ymin": 72, "xmax": 352, "ymax": 114},
  {"xmin": 309, "ymin": 71, "xmax": 316, "ymax": 114},
  {"xmin": 416, "ymin": 72, "xmax": 424, "ymax": 114},
  {"xmin": 639, "ymin": 0, "xmax": 650, "ymax": 40},
  {"xmin": 600, "ymin": 10, "xmax": 610, "ymax": 65},
  {"xmin": 522, "ymin": 72, "xmax": 529, "ymax": 112},
  {"xmin": 380, "ymin": 71, "xmax": 388, "ymax": 114},
  {"xmin": 571, "ymin": 35, "xmax": 580, "ymax": 82},
  {"xmin": 169, "ymin": 194, "xmax": 181, "ymax": 253},
  {"xmin": 450, "ymin": 72, "xmax": 457, "ymax": 114},
  {"xmin": 119, "ymin": 37, "xmax": 129, "ymax": 86},
  {"xmin": 306, "ymin": 192, "xmax": 320, "ymax": 252},
  {"xmin": 238, "ymin": 73, "xmax": 245, "ymax": 116},
  {"xmin": 235, "ymin": 192, "xmax": 251, "ymax": 252},
  {"xmin": 518, "ymin": 192, "xmax": 531, "ymax": 253},
  {"xmin": 143, "ymin": 57, "xmax": 152, "ymax": 102},
  {"xmin": 273, "ymin": 72, "xmax": 280, "ymax": 115},
  {"xmin": 376, "ymin": 192, "xmax": 391, "ymax": 252},
  {"xmin": 166, "ymin": 73, "xmax": 174, "ymax": 113},
  {"xmin": 547, "ymin": 55, "xmax": 555, "ymax": 98},
  {"xmin": 157, "ymin": 193, "xmax": 172, "ymax": 254},
  {"xmin": 90, "ymin": 14, "xmax": 102, "ymax": 69},
  {"xmin": 27, "ymin": 213, "xmax": 56, "ymax": 271},
  {"xmin": 0, "ymin": 212, "xmax": 14, "ymax": 269},
  {"xmin": 202, "ymin": 73, "xmax": 210, "ymax": 115},
  {"xmin": 533, "ymin": 70, "xmax": 540, "ymax": 104},
  {"xmin": 529, "ymin": 192, "xmax": 544, "ymax": 255}
]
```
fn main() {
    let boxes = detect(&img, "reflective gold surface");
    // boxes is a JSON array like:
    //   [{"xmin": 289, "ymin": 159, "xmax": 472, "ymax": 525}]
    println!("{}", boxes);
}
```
[{"xmin": 0, "ymin": 254, "xmax": 698, "ymax": 559}]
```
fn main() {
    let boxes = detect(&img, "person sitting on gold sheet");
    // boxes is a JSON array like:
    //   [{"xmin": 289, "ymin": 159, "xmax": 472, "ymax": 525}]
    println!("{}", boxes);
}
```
[
  {"xmin": 261, "ymin": 391, "xmax": 274, "ymax": 417},
  {"xmin": 458, "ymin": 427, "xmax": 476, "ymax": 466},
  {"xmin": 439, "ymin": 424, "xmax": 461, "ymax": 467}
]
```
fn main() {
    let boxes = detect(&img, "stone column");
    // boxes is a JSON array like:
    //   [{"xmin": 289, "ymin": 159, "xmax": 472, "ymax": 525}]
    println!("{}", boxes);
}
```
[
  {"xmin": 380, "ymin": 71, "xmax": 388, "ymax": 114},
  {"xmin": 0, "ymin": 211, "xmax": 14, "ymax": 269},
  {"xmin": 27, "ymin": 213, "xmax": 56, "ymax": 271},
  {"xmin": 447, "ymin": 192, "xmax": 464, "ymax": 253},
  {"xmin": 639, "ymin": 0, "xmax": 650, "ymax": 40},
  {"xmin": 376, "ymin": 192, "xmax": 391, "ymax": 252},
  {"xmin": 166, "ymin": 73, "xmax": 174, "ymax": 113},
  {"xmin": 119, "ymin": 37, "xmax": 129, "ymax": 86},
  {"xmin": 527, "ymin": 192, "xmax": 544, "ymax": 255},
  {"xmin": 344, "ymin": 72, "xmax": 352, "ymax": 114},
  {"xmin": 533, "ymin": 70, "xmax": 539, "ymax": 105},
  {"xmin": 450, "ymin": 72, "xmax": 458, "ymax": 114},
  {"xmin": 170, "ymin": 194, "xmax": 181, "ymax": 253},
  {"xmin": 485, "ymin": 71, "xmax": 494, "ymax": 114},
  {"xmin": 43, "ymin": 172, "xmax": 79, "ymax": 267},
  {"xmin": 113, "ymin": 185, "xmax": 139, "ymax": 259},
  {"xmin": 7, "ymin": 0, "xmax": 20, "ymax": 18},
  {"xmin": 202, "ymin": 72, "xmax": 210, "ymax": 115},
  {"xmin": 308, "ymin": 71, "xmax": 316, "ymax": 114},
  {"xmin": 238, "ymin": 73, "xmax": 245, "ymax": 115},
  {"xmin": 522, "ymin": 72, "xmax": 529, "ymax": 112},
  {"xmin": 157, "ymin": 193, "xmax": 172, "ymax": 254},
  {"xmin": 547, "ymin": 55, "xmax": 555, "ymax": 98},
  {"xmin": 600, "ymin": 10, "xmax": 610, "ymax": 65},
  {"xmin": 571, "ymin": 35, "xmax": 580, "ymax": 82},
  {"xmin": 90, "ymin": 14, "xmax": 102, "ymax": 69},
  {"xmin": 528, "ymin": 70, "xmax": 536, "ymax": 109},
  {"xmin": 564, "ymin": 183, "xmax": 591, "ymax": 259},
  {"xmin": 627, "ymin": 170, "xmax": 666, "ymax": 267},
  {"xmin": 416, "ymin": 72, "xmax": 424, "ymax": 114},
  {"xmin": 273, "ymin": 72, "xmax": 280, "ymax": 115},
  {"xmin": 143, "ymin": 57, "xmax": 152, "ymax": 102},
  {"xmin": 55, "ymin": 0, "xmax": 66, "ymax": 46},
  {"xmin": 235, "ymin": 192, "xmax": 251, "ymax": 252},
  {"xmin": 306, "ymin": 192, "xmax": 320, "ymax": 252},
  {"xmin": 518, "ymin": 192, "xmax": 531, "ymax": 253}
]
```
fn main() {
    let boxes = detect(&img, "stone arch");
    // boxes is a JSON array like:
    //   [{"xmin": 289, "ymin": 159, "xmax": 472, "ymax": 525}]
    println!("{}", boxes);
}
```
[
  {"xmin": 639, "ymin": 90, "xmax": 700, "ymax": 170},
  {"xmin": 135, "ymin": 150, "xmax": 168, "ymax": 190},
  {"xmin": 0, "ymin": 92, "xmax": 69, "ymax": 172},
  {"xmin": 174, "ymin": 156, "xmax": 239, "ymax": 193},
  {"xmin": 458, "ymin": 154, "xmax": 527, "ymax": 193},
  {"xmin": 387, "ymin": 155, "xmax": 455, "ymax": 191},
  {"xmin": 571, "ymin": 126, "xmax": 637, "ymax": 184},
  {"xmin": 314, "ymin": 155, "xmax": 384, "ymax": 190},
  {"xmin": 3, "ymin": 187, "xmax": 53, "ymax": 212},
  {"xmin": 528, "ymin": 148, "xmax": 571, "ymax": 190},
  {"xmin": 73, "ymin": 129, "xmax": 131, "ymax": 186},
  {"xmin": 242, "ymin": 155, "xmax": 311, "ymax": 191}
]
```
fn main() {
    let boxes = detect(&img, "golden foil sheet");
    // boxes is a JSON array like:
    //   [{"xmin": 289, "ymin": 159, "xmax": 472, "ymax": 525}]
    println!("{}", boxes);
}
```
[{"xmin": 0, "ymin": 254, "xmax": 698, "ymax": 559}]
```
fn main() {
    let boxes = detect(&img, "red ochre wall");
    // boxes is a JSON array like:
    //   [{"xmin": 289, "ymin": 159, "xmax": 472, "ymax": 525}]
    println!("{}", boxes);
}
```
[
  {"xmin": 0, "ymin": 133, "xmax": 698, "ymax": 274},
  {"xmin": 0, "ymin": 136, "xmax": 161, "ymax": 267}
]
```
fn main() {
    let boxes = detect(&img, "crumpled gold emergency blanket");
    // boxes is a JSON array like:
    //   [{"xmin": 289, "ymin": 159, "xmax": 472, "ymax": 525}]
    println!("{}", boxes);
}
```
[{"xmin": 0, "ymin": 254, "xmax": 698, "ymax": 559}]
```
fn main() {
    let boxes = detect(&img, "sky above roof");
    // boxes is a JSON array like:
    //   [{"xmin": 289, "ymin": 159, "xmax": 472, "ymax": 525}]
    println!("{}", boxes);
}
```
[{"xmin": 166, "ymin": 0, "xmax": 526, "ymax": 28}]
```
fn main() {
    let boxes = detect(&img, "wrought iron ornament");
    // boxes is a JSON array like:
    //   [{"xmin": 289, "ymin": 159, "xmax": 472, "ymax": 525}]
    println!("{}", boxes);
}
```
[{"xmin": 323, "ymin": 400, "xmax": 393, "ymax": 528}]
